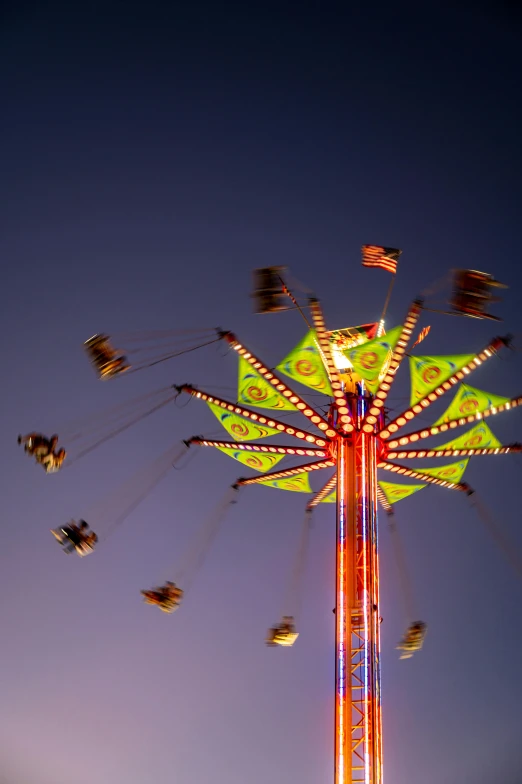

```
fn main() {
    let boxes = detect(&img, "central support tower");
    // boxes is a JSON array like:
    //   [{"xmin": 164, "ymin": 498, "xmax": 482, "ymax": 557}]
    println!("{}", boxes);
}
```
[{"xmin": 335, "ymin": 392, "xmax": 382, "ymax": 784}]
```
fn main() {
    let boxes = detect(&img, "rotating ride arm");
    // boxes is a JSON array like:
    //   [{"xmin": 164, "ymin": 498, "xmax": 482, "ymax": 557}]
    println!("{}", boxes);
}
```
[
  {"xmin": 175, "ymin": 385, "xmax": 331, "ymax": 446},
  {"xmin": 377, "ymin": 460, "xmax": 472, "ymax": 492},
  {"xmin": 363, "ymin": 299, "xmax": 423, "ymax": 427},
  {"xmin": 379, "ymin": 335, "xmax": 512, "ymax": 439},
  {"xmin": 382, "ymin": 392, "xmax": 522, "ymax": 449},
  {"xmin": 218, "ymin": 332, "xmax": 335, "ymax": 436},
  {"xmin": 235, "ymin": 458, "xmax": 336, "ymax": 488},
  {"xmin": 186, "ymin": 437, "xmax": 329, "ymax": 458},
  {"xmin": 308, "ymin": 298, "xmax": 354, "ymax": 434},
  {"xmin": 385, "ymin": 445, "xmax": 522, "ymax": 459},
  {"xmin": 307, "ymin": 473, "xmax": 337, "ymax": 510}
]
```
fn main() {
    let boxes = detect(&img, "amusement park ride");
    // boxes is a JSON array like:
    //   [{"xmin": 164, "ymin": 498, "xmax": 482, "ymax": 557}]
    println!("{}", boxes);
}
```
[{"xmin": 18, "ymin": 247, "xmax": 522, "ymax": 784}]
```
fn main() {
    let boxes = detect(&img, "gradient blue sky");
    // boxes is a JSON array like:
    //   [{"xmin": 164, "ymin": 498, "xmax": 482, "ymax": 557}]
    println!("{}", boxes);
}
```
[{"xmin": 2, "ymin": 2, "xmax": 522, "ymax": 783}]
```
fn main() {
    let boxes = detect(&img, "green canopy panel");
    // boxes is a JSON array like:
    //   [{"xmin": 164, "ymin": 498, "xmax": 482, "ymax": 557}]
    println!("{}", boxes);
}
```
[
  {"xmin": 434, "ymin": 421, "xmax": 501, "ymax": 451},
  {"xmin": 257, "ymin": 472, "xmax": 313, "ymax": 493},
  {"xmin": 409, "ymin": 354, "xmax": 475, "ymax": 406},
  {"xmin": 276, "ymin": 330, "xmax": 333, "ymax": 396},
  {"xmin": 417, "ymin": 459, "xmax": 469, "ymax": 483},
  {"xmin": 433, "ymin": 384, "xmax": 511, "ymax": 425},
  {"xmin": 379, "ymin": 481, "xmax": 426, "ymax": 505},
  {"xmin": 237, "ymin": 357, "xmax": 298, "ymax": 411},
  {"xmin": 345, "ymin": 324, "xmax": 403, "ymax": 393},
  {"xmin": 207, "ymin": 401, "xmax": 279, "ymax": 441},
  {"xmin": 216, "ymin": 446, "xmax": 285, "ymax": 473}
]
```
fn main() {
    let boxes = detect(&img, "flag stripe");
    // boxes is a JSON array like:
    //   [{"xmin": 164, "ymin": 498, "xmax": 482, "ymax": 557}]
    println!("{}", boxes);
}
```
[
  {"xmin": 361, "ymin": 245, "xmax": 401, "ymax": 274},
  {"xmin": 412, "ymin": 326, "xmax": 431, "ymax": 349}
]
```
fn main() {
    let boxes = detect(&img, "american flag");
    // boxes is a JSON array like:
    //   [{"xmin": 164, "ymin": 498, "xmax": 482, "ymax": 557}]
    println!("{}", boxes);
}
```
[
  {"xmin": 361, "ymin": 245, "xmax": 401, "ymax": 274},
  {"xmin": 412, "ymin": 326, "xmax": 431, "ymax": 349}
]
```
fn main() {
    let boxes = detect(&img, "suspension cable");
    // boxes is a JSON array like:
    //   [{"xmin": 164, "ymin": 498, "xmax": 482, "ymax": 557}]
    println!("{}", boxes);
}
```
[
  {"xmin": 125, "ymin": 334, "xmax": 220, "ymax": 356},
  {"xmin": 467, "ymin": 490, "xmax": 522, "ymax": 579},
  {"xmin": 124, "ymin": 337, "xmax": 222, "ymax": 374},
  {"xmin": 386, "ymin": 509, "xmax": 417, "ymax": 622},
  {"xmin": 90, "ymin": 442, "xmax": 191, "ymax": 542},
  {"xmin": 113, "ymin": 328, "xmax": 218, "ymax": 342},
  {"xmin": 278, "ymin": 276, "xmax": 313, "ymax": 331},
  {"xmin": 59, "ymin": 387, "xmax": 176, "ymax": 442},
  {"xmin": 172, "ymin": 484, "xmax": 240, "ymax": 591},
  {"xmin": 282, "ymin": 509, "xmax": 313, "ymax": 619},
  {"xmin": 64, "ymin": 392, "xmax": 180, "ymax": 466}
]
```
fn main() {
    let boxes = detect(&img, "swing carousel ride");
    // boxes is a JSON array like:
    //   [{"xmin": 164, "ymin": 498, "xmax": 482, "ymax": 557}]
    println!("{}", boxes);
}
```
[{"xmin": 18, "ymin": 247, "xmax": 522, "ymax": 784}]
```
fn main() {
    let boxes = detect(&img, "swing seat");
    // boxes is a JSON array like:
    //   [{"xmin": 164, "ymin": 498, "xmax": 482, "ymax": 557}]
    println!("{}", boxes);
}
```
[
  {"xmin": 397, "ymin": 621, "xmax": 427, "ymax": 659},
  {"xmin": 159, "ymin": 600, "xmax": 180, "ymax": 613},
  {"xmin": 50, "ymin": 527, "xmax": 66, "ymax": 544},
  {"xmin": 141, "ymin": 583, "xmax": 183, "ymax": 612},
  {"xmin": 76, "ymin": 542, "xmax": 95, "ymax": 557},
  {"xmin": 98, "ymin": 357, "xmax": 129, "ymax": 379},
  {"xmin": 273, "ymin": 629, "xmax": 299, "ymax": 647},
  {"xmin": 266, "ymin": 616, "xmax": 299, "ymax": 647},
  {"xmin": 252, "ymin": 267, "xmax": 288, "ymax": 314},
  {"xmin": 450, "ymin": 270, "xmax": 506, "ymax": 321},
  {"xmin": 84, "ymin": 335, "xmax": 130, "ymax": 379}
]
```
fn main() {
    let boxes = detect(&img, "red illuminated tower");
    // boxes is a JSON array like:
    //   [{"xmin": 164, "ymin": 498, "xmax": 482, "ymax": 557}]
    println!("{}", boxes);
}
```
[{"xmin": 175, "ymin": 296, "xmax": 520, "ymax": 784}]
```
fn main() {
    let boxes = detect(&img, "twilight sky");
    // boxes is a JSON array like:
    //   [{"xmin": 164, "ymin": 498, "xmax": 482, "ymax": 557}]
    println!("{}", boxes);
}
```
[{"xmin": 1, "ymin": 2, "xmax": 522, "ymax": 783}]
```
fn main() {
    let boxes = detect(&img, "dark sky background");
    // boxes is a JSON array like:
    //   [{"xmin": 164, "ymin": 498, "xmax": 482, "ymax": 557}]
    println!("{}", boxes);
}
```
[{"xmin": 2, "ymin": 2, "xmax": 522, "ymax": 783}]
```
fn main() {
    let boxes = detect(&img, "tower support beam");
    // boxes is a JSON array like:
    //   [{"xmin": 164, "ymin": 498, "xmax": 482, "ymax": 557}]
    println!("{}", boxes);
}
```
[{"xmin": 336, "ymin": 394, "xmax": 382, "ymax": 784}]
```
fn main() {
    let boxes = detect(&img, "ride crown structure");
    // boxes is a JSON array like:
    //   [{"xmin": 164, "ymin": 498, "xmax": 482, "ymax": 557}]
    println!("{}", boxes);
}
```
[
  {"xmin": 19, "ymin": 251, "xmax": 521, "ymax": 784},
  {"xmin": 176, "ymin": 277, "xmax": 519, "ymax": 784}
]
